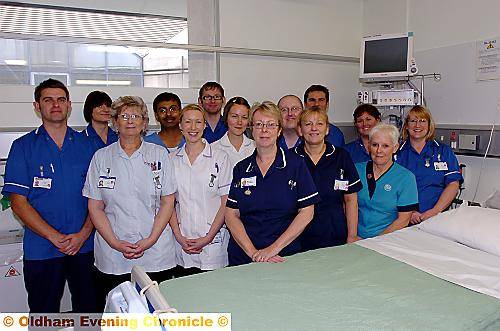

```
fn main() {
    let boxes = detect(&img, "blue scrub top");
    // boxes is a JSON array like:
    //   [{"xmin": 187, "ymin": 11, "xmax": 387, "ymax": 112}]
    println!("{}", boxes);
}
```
[
  {"xmin": 327, "ymin": 123, "xmax": 345, "ymax": 147},
  {"xmin": 81, "ymin": 124, "xmax": 118, "ymax": 154},
  {"xmin": 278, "ymin": 135, "xmax": 301, "ymax": 150},
  {"xmin": 144, "ymin": 132, "xmax": 185, "ymax": 152},
  {"xmin": 343, "ymin": 138, "xmax": 371, "ymax": 164},
  {"xmin": 293, "ymin": 142, "xmax": 362, "ymax": 250},
  {"xmin": 396, "ymin": 139, "xmax": 462, "ymax": 213},
  {"xmin": 2, "ymin": 126, "xmax": 95, "ymax": 260},
  {"xmin": 278, "ymin": 123, "xmax": 345, "ymax": 150},
  {"xmin": 226, "ymin": 147, "xmax": 320, "ymax": 265},
  {"xmin": 356, "ymin": 161, "xmax": 419, "ymax": 239},
  {"xmin": 203, "ymin": 117, "xmax": 228, "ymax": 143}
]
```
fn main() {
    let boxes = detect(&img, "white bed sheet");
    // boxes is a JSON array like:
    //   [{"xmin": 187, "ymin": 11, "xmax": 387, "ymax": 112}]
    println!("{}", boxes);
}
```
[{"xmin": 356, "ymin": 227, "xmax": 500, "ymax": 299}]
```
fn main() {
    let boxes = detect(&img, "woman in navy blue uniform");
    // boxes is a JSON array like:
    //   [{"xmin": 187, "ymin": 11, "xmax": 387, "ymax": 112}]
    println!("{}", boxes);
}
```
[
  {"xmin": 81, "ymin": 91, "xmax": 118, "ymax": 153},
  {"xmin": 225, "ymin": 101, "xmax": 320, "ymax": 266},
  {"xmin": 343, "ymin": 104, "xmax": 381, "ymax": 163},
  {"xmin": 396, "ymin": 106, "xmax": 462, "ymax": 224},
  {"xmin": 294, "ymin": 108, "xmax": 362, "ymax": 250}
]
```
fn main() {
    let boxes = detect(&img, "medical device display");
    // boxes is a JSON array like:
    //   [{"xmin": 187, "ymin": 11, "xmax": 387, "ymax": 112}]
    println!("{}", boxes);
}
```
[{"xmin": 360, "ymin": 32, "xmax": 417, "ymax": 82}]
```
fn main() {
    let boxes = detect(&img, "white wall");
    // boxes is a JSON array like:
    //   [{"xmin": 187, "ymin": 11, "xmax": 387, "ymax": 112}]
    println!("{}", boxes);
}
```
[{"xmin": 218, "ymin": 0, "xmax": 363, "ymax": 122}]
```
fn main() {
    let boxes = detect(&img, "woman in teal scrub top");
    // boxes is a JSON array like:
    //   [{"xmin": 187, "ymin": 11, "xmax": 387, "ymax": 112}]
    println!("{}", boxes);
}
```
[{"xmin": 356, "ymin": 124, "xmax": 419, "ymax": 238}]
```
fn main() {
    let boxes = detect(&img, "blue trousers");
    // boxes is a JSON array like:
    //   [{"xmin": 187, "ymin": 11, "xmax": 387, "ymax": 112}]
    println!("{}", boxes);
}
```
[{"xmin": 23, "ymin": 252, "xmax": 98, "ymax": 313}]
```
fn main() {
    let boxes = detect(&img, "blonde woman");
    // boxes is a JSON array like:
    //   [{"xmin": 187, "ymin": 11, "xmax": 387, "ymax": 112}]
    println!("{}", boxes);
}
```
[{"xmin": 170, "ymin": 104, "xmax": 231, "ymax": 276}]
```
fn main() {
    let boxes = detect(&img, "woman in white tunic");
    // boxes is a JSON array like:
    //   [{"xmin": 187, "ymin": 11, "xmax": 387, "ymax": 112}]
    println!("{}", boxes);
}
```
[
  {"xmin": 170, "ymin": 104, "xmax": 231, "ymax": 276},
  {"xmin": 211, "ymin": 96, "xmax": 255, "ymax": 170},
  {"xmin": 83, "ymin": 96, "xmax": 177, "ymax": 308}
]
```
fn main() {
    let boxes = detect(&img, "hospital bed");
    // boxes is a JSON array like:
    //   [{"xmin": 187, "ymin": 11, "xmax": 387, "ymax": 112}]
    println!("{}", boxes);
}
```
[{"xmin": 155, "ymin": 204, "xmax": 500, "ymax": 330}]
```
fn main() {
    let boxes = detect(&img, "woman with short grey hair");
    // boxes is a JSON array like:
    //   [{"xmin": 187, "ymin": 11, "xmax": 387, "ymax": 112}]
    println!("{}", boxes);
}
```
[
  {"xmin": 83, "ymin": 95, "xmax": 176, "ymax": 309},
  {"xmin": 355, "ymin": 124, "xmax": 419, "ymax": 238}
]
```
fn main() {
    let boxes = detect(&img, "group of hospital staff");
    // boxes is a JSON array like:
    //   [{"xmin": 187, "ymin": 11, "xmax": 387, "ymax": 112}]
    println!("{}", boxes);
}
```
[{"xmin": 1, "ymin": 79, "xmax": 462, "ymax": 313}]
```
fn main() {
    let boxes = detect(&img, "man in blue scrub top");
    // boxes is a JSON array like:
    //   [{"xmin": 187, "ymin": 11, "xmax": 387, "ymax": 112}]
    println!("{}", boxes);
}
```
[
  {"xmin": 145, "ymin": 92, "xmax": 185, "ymax": 152},
  {"xmin": 304, "ymin": 84, "xmax": 345, "ymax": 147},
  {"xmin": 277, "ymin": 95, "xmax": 303, "ymax": 150},
  {"xmin": 2, "ymin": 79, "xmax": 97, "ymax": 313},
  {"xmin": 198, "ymin": 82, "xmax": 227, "ymax": 143}
]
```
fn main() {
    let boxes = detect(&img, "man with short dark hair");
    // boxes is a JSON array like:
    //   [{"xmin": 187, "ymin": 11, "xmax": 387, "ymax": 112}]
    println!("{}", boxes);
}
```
[
  {"xmin": 304, "ymin": 84, "xmax": 345, "ymax": 147},
  {"xmin": 198, "ymin": 81, "xmax": 227, "ymax": 143},
  {"xmin": 145, "ymin": 92, "xmax": 185, "ymax": 152},
  {"xmin": 2, "ymin": 79, "xmax": 97, "ymax": 313}
]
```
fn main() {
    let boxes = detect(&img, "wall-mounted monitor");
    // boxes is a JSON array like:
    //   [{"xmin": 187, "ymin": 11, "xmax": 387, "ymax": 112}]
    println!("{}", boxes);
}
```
[{"xmin": 360, "ymin": 32, "xmax": 416, "ymax": 82}]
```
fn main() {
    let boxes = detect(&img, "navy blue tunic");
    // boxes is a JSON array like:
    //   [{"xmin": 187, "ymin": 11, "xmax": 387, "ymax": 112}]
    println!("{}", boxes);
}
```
[
  {"xmin": 226, "ymin": 148, "xmax": 320, "ymax": 265},
  {"xmin": 293, "ymin": 142, "xmax": 362, "ymax": 250}
]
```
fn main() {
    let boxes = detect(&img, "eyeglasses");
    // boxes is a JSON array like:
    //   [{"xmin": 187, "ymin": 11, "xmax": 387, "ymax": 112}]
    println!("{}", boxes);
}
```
[
  {"xmin": 408, "ymin": 118, "xmax": 428, "ymax": 125},
  {"xmin": 202, "ymin": 95, "xmax": 223, "ymax": 101},
  {"xmin": 158, "ymin": 106, "xmax": 179, "ymax": 114},
  {"xmin": 252, "ymin": 122, "xmax": 279, "ymax": 130},
  {"xmin": 280, "ymin": 106, "xmax": 302, "ymax": 113},
  {"xmin": 117, "ymin": 113, "xmax": 144, "ymax": 121}
]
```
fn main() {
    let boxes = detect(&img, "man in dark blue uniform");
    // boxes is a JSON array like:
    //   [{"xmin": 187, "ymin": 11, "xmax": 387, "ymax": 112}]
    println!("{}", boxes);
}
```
[
  {"xmin": 2, "ymin": 79, "xmax": 97, "ymax": 313},
  {"xmin": 304, "ymin": 84, "xmax": 345, "ymax": 147},
  {"xmin": 198, "ymin": 81, "xmax": 227, "ymax": 143}
]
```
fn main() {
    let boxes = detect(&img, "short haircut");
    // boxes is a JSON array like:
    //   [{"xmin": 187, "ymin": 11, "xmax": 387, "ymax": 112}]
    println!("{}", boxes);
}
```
[
  {"xmin": 111, "ymin": 96, "xmax": 149, "ymax": 134},
  {"xmin": 180, "ymin": 103, "xmax": 206, "ymax": 122},
  {"xmin": 250, "ymin": 101, "xmax": 283, "ymax": 128},
  {"xmin": 34, "ymin": 78, "xmax": 69, "ymax": 102},
  {"xmin": 153, "ymin": 92, "xmax": 181, "ymax": 113},
  {"xmin": 369, "ymin": 123, "xmax": 400, "ymax": 146},
  {"xmin": 299, "ymin": 106, "xmax": 329, "ymax": 126},
  {"xmin": 401, "ymin": 105, "xmax": 436, "ymax": 141},
  {"xmin": 223, "ymin": 96, "xmax": 250, "ymax": 124},
  {"xmin": 277, "ymin": 94, "xmax": 303, "ymax": 109},
  {"xmin": 353, "ymin": 104, "xmax": 381, "ymax": 123},
  {"xmin": 83, "ymin": 91, "xmax": 112, "ymax": 123},
  {"xmin": 198, "ymin": 81, "xmax": 224, "ymax": 99},
  {"xmin": 304, "ymin": 84, "xmax": 329, "ymax": 103}
]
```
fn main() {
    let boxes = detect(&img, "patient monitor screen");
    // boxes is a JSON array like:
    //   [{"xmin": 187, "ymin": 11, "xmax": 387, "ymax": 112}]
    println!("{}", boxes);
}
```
[{"xmin": 363, "ymin": 37, "xmax": 408, "ymax": 74}]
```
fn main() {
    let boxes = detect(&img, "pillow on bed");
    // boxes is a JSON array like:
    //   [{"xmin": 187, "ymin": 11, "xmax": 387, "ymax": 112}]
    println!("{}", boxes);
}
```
[{"xmin": 417, "ymin": 205, "xmax": 500, "ymax": 257}]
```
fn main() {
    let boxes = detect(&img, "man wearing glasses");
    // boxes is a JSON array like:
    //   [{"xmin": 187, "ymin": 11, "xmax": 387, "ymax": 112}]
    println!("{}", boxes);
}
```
[
  {"xmin": 145, "ymin": 92, "xmax": 185, "ymax": 153},
  {"xmin": 198, "ymin": 81, "xmax": 227, "ymax": 143},
  {"xmin": 2, "ymin": 79, "xmax": 97, "ymax": 312},
  {"xmin": 277, "ymin": 94, "xmax": 304, "ymax": 149}
]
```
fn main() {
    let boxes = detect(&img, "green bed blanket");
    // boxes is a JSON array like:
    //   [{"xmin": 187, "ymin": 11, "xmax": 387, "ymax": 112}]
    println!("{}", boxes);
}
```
[{"xmin": 160, "ymin": 244, "xmax": 500, "ymax": 330}]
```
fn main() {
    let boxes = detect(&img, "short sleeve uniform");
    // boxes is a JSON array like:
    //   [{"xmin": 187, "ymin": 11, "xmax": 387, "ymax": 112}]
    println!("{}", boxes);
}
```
[
  {"xmin": 81, "ymin": 124, "xmax": 118, "ymax": 154},
  {"xmin": 343, "ymin": 138, "xmax": 371, "ymax": 164},
  {"xmin": 226, "ymin": 148, "xmax": 320, "ymax": 266},
  {"xmin": 396, "ymin": 139, "xmax": 462, "ymax": 213},
  {"xmin": 83, "ymin": 141, "xmax": 177, "ymax": 275},
  {"xmin": 170, "ymin": 140, "xmax": 232, "ymax": 270},
  {"xmin": 2, "ymin": 126, "xmax": 94, "ymax": 260},
  {"xmin": 144, "ymin": 132, "xmax": 185, "ymax": 154},
  {"xmin": 293, "ymin": 142, "xmax": 362, "ymax": 250},
  {"xmin": 356, "ymin": 161, "xmax": 419, "ymax": 239}
]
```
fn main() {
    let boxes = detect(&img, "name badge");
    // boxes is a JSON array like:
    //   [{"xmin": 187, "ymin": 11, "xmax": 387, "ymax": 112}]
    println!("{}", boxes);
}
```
[
  {"xmin": 434, "ymin": 162, "xmax": 448, "ymax": 171},
  {"xmin": 241, "ymin": 176, "xmax": 257, "ymax": 187},
  {"xmin": 334, "ymin": 180, "xmax": 349, "ymax": 191},
  {"xmin": 33, "ymin": 177, "xmax": 52, "ymax": 189},
  {"xmin": 98, "ymin": 176, "xmax": 116, "ymax": 189}
]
